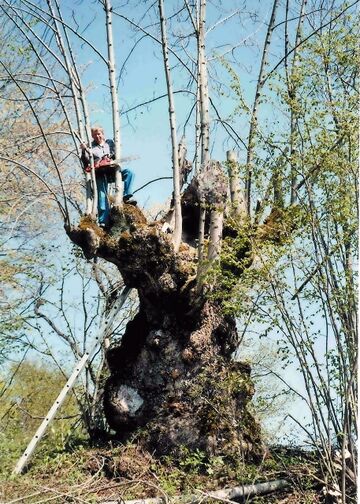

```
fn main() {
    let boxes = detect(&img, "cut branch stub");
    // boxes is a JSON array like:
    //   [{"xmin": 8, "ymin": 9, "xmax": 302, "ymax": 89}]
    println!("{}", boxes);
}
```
[
  {"xmin": 195, "ymin": 160, "xmax": 228, "ymax": 208},
  {"xmin": 226, "ymin": 150, "xmax": 247, "ymax": 220}
]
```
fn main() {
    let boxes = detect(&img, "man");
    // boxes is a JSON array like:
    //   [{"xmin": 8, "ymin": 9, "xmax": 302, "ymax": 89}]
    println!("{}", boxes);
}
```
[{"xmin": 80, "ymin": 126, "xmax": 136, "ymax": 227}]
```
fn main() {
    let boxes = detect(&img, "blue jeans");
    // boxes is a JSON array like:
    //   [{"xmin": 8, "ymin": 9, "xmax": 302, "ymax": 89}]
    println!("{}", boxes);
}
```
[
  {"xmin": 96, "ymin": 168, "xmax": 135, "ymax": 225},
  {"xmin": 122, "ymin": 168, "xmax": 134, "ymax": 198}
]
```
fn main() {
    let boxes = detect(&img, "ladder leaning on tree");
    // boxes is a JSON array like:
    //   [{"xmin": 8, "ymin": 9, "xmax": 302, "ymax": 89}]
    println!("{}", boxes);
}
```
[{"xmin": 13, "ymin": 286, "xmax": 132, "ymax": 475}]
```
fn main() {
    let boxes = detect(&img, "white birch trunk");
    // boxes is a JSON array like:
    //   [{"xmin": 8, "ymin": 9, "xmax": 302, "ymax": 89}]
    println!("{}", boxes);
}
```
[
  {"xmin": 194, "ymin": 0, "xmax": 201, "ymax": 174},
  {"xmin": 178, "ymin": 135, "xmax": 187, "ymax": 186},
  {"xmin": 104, "ymin": 0, "xmax": 123, "ymax": 207},
  {"xmin": 81, "ymin": 97, "xmax": 98, "ymax": 217},
  {"xmin": 88, "ymin": 143, "xmax": 98, "ymax": 219},
  {"xmin": 198, "ymin": 0, "xmax": 210, "ymax": 165},
  {"xmin": 158, "ymin": 0, "xmax": 182, "ymax": 251},
  {"xmin": 194, "ymin": 84, "xmax": 201, "ymax": 175},
  {"xmin": 48, "ymin": 0, "xmax": 95, "ymax": 216},
  {"xmin": 196, "ymin": 0, "xmax": 210, "ymax": 267},
  {"xmin": 85, "ymin": 172, "xmax": 93, "ymax": 215},
  {"xmin": 207, "ymin": 208, "xmax": 223, "ymax": 261}
]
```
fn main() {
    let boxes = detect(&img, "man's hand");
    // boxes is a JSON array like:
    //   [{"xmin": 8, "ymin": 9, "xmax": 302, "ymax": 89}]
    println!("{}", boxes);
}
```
[{"xmin": 80, "ymin": 142, "xmax": 88, "ymax": 151}]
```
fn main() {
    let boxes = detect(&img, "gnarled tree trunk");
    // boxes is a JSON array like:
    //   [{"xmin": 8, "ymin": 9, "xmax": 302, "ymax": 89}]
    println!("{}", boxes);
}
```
[{"xmin": 68, "ymin": 200, "xmax": 263, "ymax": 460}]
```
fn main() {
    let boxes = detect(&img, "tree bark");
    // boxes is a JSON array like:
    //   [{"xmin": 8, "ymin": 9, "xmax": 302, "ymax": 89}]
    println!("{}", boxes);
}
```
[
  {"xmin": 245, "ymin": 0, "xmax": 279, "ymax": 216},
  {"xmin": 100, "ymin": 479, "xmax": 291, "ymax": 504},
  {"xmin": 208, "ymin": 208, "xmax": 223, "ymax": 261},
  {"xmin": 227, "ymin": 150, "xmax": 246, "ymax": 220},
  {"xmin": 198, "ymin": 0, "xmax": 210, "ymax": 166}
]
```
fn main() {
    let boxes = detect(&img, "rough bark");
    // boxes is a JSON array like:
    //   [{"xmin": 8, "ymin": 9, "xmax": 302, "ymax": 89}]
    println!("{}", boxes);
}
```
[
  {"xmin": 227, "ymin": 150, "xmax": 247, "ymax": 220},
  {"xmin": 67, "ymin": 203, "xmax": 263, "ymax": 460}
]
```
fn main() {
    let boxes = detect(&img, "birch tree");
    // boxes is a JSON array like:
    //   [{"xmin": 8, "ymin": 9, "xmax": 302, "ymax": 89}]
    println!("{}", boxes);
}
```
[
  {"xmin": 104, "ymin": 0, "xmax": 123, "ymax": 207},
  {"xmin": 158, "ymin": 0, "xmax": 182, "ymax": 251}
]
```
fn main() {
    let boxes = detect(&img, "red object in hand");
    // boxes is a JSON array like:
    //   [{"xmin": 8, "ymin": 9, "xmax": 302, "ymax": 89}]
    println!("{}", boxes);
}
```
[
  {"xmin": 84, "ymin": 156, "xmax": 116, "ymax": 182},
  {"xmin": 84, "ymin": 155, "xmax": 112, "ymax": 172}
]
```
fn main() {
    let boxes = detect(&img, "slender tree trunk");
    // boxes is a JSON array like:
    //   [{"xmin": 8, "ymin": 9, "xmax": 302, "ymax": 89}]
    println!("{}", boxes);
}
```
[
  {"xmin": 195, "ymin": 84, "xmax": 201, "ymax": 175},
  {"xmin": 196, "ymin": 0, "xmax": 210, "ymax": 269},
  {"xmin": 208, "ymin": 208, "xmax": 223, "ymax": 261},
  {"xmin": 47, "ymin": 0, "xmax": 96, "ymax": 216},
  {"xmin": 289, "ymin": 0, "xmax": 307, "ymax": 204},
  {"xmin": 198, "ymin": 0, "xmax": 210, "ymax": 166},
  {"xmin": 245, "ymin": 0, "xmax": 279, "ymax": 216},
  {"xmin": 194, "ymin": 1, "xmax": 201, "ymax": 175},
  {"xmin": 158, "ymin": 0, "xmax": 182, "ymax": 252},
  {"xmin": 104, "ymin": 0, "xmax": 123, "ymax": 207}
]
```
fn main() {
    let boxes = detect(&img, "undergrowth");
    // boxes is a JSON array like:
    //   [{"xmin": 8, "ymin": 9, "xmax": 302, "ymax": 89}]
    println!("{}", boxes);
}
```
[{"xmin": 1, "ymin": 440, "xmax": 321, "ymax": 503}]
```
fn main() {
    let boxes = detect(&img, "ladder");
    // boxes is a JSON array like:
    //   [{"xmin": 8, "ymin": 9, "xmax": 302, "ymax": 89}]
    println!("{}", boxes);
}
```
[{"xmin": 13, "ymin": 286, "xmax": 132, "ymax": 475}]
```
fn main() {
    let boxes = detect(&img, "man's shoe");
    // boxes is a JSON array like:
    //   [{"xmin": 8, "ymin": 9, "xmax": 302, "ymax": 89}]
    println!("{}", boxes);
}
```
[
  {"xmin": 123, "ymin": 194, "xmax": 137, "ymax": 205},
  {"xmin": 124, "ymin": 198, "xmax": 137, "ymax": 206}
]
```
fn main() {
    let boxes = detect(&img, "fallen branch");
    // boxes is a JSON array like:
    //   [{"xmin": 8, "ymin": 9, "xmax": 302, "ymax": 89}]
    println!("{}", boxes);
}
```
[{"xmin": 100, "ymin": 479, "xmax": 291, "ymax": 504}]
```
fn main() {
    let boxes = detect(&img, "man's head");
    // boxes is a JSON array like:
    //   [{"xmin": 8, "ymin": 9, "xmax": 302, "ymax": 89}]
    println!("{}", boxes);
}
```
[{"xmin": 91, "ymin": 126, "xmax": 105, "ymax": 145}]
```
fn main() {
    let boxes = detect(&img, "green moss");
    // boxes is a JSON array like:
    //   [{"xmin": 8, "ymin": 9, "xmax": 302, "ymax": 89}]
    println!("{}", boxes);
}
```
[{"xmin": 257, "ymin": 205, "xmax": 305, "ymax": 244}]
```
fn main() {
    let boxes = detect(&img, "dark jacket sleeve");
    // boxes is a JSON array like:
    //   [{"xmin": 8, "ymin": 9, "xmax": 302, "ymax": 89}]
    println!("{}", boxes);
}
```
[{"xmin": 80, "ymin": 148, "xmax": 90, "ymax": 167}]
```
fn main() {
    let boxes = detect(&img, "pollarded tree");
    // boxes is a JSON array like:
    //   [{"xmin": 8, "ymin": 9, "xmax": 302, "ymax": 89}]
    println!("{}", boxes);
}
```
[
  {"xmin": 0, "ymin": 3, "xmax": 357, "ymax": 489},
  {"xmin": 0, "ymin": 0, "xmax": 268, "ymax": 461}
]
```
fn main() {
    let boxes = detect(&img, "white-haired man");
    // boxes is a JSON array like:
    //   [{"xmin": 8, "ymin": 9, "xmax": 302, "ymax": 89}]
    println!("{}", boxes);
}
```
[{"xmin": 80, "ymin": 126, "xmax": 135, "ymax": 227}]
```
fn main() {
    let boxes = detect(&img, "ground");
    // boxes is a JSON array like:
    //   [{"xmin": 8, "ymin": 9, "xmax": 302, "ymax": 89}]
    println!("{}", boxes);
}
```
[{"xmin": 1, "ymin": 442, "xmax": 323, "ymax": 503}]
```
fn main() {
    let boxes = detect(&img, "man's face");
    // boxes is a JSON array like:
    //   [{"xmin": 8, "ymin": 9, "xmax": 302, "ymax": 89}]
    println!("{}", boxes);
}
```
[{"xmin": 92, "ymin": 129, "xmax": 105, "ymax": 145}]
